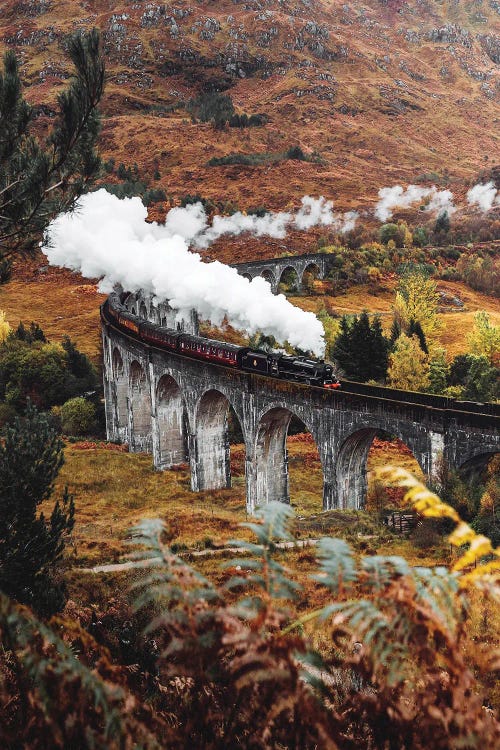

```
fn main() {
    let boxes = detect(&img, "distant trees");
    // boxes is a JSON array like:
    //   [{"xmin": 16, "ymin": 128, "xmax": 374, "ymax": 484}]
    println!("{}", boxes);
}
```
[
  {"xmin": 387, "ymin": 333, "xmax": 430, "ymax": 391},
  {"xmin": 0, "ymin": 403, "xmax": 74, "ymax": 616},
  {"xmin": 0, "ymin": 30, "xmax": 104, "ymax": 267},
  {"xmin": 433, "ymin": 210, "xmax": 450, "ymax": 238},
  {"xmin": 467, "ymin": 311, "xmax": 500, "ymax": 365},
  {"xmin": 331, "ymin": 312, "xmax": 389, "ymax": 382},
  {"xmin": 393, "ymin": 268, "xmax": 441, "ymax": 340},
  {"xmin": 448, "ymin": 353, "xmax": 498, "ymax": 402},
  {"xmin": 187, "ymin": 91, "xmax": 235, "ymax": 129},
  {"xmin": 379, "ymin": 221, "xmax": 412, "ymax": 248},
  {"xmin": 60, "ymin": 396, "xmax": 96, "ymax": 436},
  {"xmin": 0, "ymin": 326, "xmax": 97, "ymax": 413},
  {"xmin": 187, "ymin": 91, "xmax": 268, "ymax": 130},
  {"xmin": 455, "ymin": 253, "xmax": 499, "ymax": 297},
  {"xmin": 412, "ymin": 226, "xmax": 428, "ymax": 247}
]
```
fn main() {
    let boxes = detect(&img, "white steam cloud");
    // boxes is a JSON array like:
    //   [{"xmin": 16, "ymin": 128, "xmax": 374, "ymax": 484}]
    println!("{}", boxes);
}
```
[
  {"xmin": 42, "ymin": 190, "xmax": 326, "ymax": 356},
  {"xmin": 162, "ymin": 195, "xmax": 358, "ymax": 248},
  {"xmin": 467, "ymin": 181, "xmax": 500, "ymax": 212},
  {"xmin": 375, "ymin": 184, "xmax": 455, "ymax": 222}
]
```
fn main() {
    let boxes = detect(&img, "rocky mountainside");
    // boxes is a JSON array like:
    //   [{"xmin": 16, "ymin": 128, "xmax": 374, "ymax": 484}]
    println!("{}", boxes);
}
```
[{"xmin": 1, "ymin": 1, "xmax": 499, "ymax": 257}]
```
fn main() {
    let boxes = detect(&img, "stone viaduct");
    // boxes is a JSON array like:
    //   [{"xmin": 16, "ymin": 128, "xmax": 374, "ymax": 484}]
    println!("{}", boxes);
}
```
[
  {"xmin": 101, "ymin": 294, "xmax": 500, "ymax": 513},
  {"xmin": 233, "ymin": 253, "xmax": 332, "ymax": 293}
]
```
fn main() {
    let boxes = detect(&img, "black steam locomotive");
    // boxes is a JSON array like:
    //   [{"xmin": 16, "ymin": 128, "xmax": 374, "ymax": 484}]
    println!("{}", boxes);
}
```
[{"xmin": 103, "ymin": 292, "xmax": 340, "ymax": 389}]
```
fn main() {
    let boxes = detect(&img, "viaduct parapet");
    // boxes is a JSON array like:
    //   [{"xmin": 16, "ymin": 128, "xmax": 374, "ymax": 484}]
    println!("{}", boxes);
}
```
[{"xmin": 101, "ymin": 297, "xmax": 499, "ymax": 513}]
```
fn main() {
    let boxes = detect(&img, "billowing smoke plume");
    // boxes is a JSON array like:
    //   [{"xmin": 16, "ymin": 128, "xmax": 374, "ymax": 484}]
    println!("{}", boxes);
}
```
[
  {"xmin": 162, "ymin": 195, "xmax": 358, "ymax": 248},
  {"xmin": 42, "ymin": 190, "xmax": 326, "ymax": 356},
  {"xmin": 467, "ymin": 181, "xmax": 500, "ymax": 212},
  {"xmin": 375, "ymin": 184, "xmax": 455, "ymax": 222}
]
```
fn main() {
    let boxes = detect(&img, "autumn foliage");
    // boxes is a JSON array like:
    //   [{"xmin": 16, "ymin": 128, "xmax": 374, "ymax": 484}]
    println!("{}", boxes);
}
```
[{"xmin": 1, "ymin": 469, "xmax": 500, "ymax": 749}]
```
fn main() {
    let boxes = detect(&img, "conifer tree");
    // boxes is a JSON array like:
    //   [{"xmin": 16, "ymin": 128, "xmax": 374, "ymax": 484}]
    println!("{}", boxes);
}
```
[
  {"xmin": 389, "ymin": 318, "xmax": 402, "ymax": 347},
  {"xmin": 331, "ymin": 312, "xmax": 389, "ymax": 382},
  {"xmin": 0, "ymin": 403, "xmax": 74, "ymax": 616},
  {"xmin": 0, "ymin": 29, "xmax": 104, "ymax": 264},
  {"xmin": 408, "ymin": 318, "xmax": 428, "ymax": 354},
  {"xmin": 428, "ymin": 348, "xmax": 449, "ymax": 395}
]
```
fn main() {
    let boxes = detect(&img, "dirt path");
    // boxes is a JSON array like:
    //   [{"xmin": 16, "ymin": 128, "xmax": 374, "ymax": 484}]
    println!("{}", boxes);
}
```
[{"xmin": 80, "ymin": 538, "xmax": 321, "ymax": 574}]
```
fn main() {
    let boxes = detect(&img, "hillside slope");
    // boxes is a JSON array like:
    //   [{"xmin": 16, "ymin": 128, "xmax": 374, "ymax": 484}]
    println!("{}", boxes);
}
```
[{"xmin": 1, "ymin": 1, "xmax": 499, "ymax": 258}]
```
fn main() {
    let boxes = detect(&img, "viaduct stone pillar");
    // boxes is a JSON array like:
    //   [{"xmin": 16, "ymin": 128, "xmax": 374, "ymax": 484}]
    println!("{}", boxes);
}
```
[{"xmin": 189, "ymin": 390, "xmax": 231, "ymax": 492}]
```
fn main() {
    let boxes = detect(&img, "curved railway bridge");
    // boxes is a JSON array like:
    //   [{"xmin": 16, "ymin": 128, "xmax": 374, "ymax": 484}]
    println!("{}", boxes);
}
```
[
  {"xmin": 232, "ymin": 253, "xmax": 331, "ymax": 293},
  {"xmin": 101, "ymin": 291, "xmax": 499, "ymax": 513}
]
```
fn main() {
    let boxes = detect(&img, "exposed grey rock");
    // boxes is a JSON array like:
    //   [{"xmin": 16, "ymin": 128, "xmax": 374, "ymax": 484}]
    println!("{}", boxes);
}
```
[
  {"xmin": 478, "ymin": 34, "xmax": 500, "ymax": 64},
  {"xmin": 480, "ymin": 82, "xmax": 495, "ymax": 98},
  {"xmin": 427, "ymin": 24, "xmax": 472, "ymax": 48},
  {"xmin": 399, "ymin": 61, "xmax": 426, "ymax": 81},
  {"xmin": 14, "ymin": 0, "xmax": 52, "ymax": 16}
]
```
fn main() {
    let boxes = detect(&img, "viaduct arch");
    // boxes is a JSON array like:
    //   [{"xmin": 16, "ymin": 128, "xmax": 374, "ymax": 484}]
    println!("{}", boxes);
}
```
[
  {"xmin": 101, "ymin": 306, "xmax": 500, "ymax": 513},
  {"xmin": 233, "ymin": 253, "xmax": 331, "ymax": 293}
]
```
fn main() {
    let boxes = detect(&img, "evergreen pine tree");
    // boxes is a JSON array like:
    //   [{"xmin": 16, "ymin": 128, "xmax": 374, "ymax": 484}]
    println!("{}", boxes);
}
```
[
  {"xmin": 0, "ymin": 402, "xmax": 74, "ymax": 616},
  {"xmin": 352, "ymin": 311, "xmax": 372, "ymax": 381},
  {"xmin": 408, "ymin": 319, "xmax": 428, "ymax": 354},
  {"xmin": 367, "ymin": 314, "xmax": 389, "ymax": 381},
  {"xmin": 390, "ymin": 318, "xmax": 402, "ymax": 347},
  {"xmin": 14, "ymin": 321, "xmax": 27, "ymax": 341},
  {"xmin": 331, "ymin": 315, "xmax": 356, "ymax": 377},
  {"xmin": 434, "ymin": 210, "xmax": 450, "ymax": 236},
  {"xmin": 428, "ymin": 349, "xmax": 449, "ymax": 395},
  {"xmin": 0, "ymin": 30, "xmax": 104, "ymax": 263},
  {"xmin": 331, "ymin": 313, "xmax": 389, "ymax": 382}
]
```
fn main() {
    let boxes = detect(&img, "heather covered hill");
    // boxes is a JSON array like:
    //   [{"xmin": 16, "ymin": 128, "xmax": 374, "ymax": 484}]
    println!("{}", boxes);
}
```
[{"xmin": 1, "ymin": 0, "xmax": 498, "ymax": 228}]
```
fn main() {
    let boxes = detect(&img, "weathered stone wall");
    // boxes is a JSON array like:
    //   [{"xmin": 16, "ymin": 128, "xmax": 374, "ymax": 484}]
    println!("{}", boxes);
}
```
[
  {"xmin": 102, "ymin": 319, "xmax": 500, "ymax": 513},
  {"xmin": 123, "ymin": 291, "xmax": 199, "ymax": 334}
]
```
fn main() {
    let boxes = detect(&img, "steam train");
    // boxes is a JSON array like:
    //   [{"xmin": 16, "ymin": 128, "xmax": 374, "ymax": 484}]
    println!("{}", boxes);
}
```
[{"xmin": 102, "ymin": 292, "xmax": 340, "ymax": 389}]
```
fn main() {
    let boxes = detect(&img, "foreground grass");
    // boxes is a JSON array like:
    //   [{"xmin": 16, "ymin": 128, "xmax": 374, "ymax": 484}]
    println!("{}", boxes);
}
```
[
  {"xmin": 0, "ymin": 259, "xmax": 104, "ymax": 359},
  {"xmin": 54, "ymin": 436, "xmax": 431, "ymax": 568}
]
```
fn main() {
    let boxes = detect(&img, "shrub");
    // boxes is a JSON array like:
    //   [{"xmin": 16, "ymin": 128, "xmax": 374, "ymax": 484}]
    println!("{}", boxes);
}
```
[
  {"xmin": 0, "ymin": 401, "xmax": 15, "ymax": 427},
  {"xmin": 0, "ymin": 257, "xmax": 11, "ymax": 284},
  {"xmin": 411, "ymin": 518, "xmax": 442, "ymax": 549},
  {"xmin": 2, "ymin": 472, "xmax": 500, "ymax": 747},
  {"xmin": 60, "ymin": 397, "xmax": 96, "ymax": 436},
  {"xmin": 286, "ymin": 145, "xmax": 307, "ymax": 160},
  {"xmin": 0, "ymin": 403, "xmax": 74, "ymax": 616},
  {"xmin": 187, "ymin": 91, "xmax": 234, "ymax": 129},
  {"xmin": 0, "ymin": 333, "xmax": 98, "ymax": 413},
  {"xmin": 412, "ymin": 226, "xmax": 428, "ymax": 247}
]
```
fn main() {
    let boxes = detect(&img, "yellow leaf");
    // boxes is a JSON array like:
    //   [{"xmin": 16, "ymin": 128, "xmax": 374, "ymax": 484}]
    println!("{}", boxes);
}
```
[
  {"xmin": 449, "ymin": 522, "xmax": 476, "ymax": 547},
  {"xmin": 453, "ymin": 536, "xmax": 493, "ymax": 572}
]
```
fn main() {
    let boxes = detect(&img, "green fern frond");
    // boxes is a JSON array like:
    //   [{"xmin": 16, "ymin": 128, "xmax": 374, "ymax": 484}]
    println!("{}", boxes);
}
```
[
  {"xmin": 413, "ymin": 566, "xmax": 461, "ymax": 633},
  {"xmin": 361, "ymin": 555, "xmax": 411, "ymax": 592},
  {"xmin": 224, "ymin": 502, "xmax": 301, "ymax": 606},
  {"xmin": 128, "ymin": 518, "xmax": 220, "ymax": 656},
  {"xmin": 314, "ymin": 537, "xmax": 357, "ymax": 594}
]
